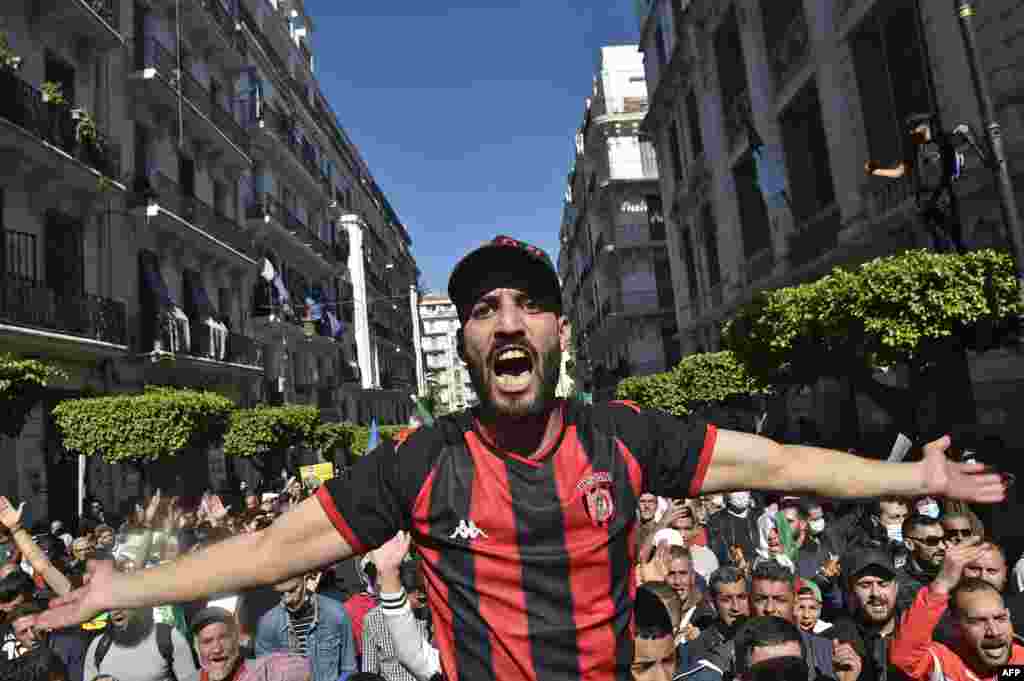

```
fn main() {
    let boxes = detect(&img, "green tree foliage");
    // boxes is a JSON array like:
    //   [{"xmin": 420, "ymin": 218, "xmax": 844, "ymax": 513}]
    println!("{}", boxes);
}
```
[
  {"xmin": 52, "ymin": 387, "xmax": 234, "ymax": 463},
  {"xmin": 0, "ymin": 354, "xmax": 66, "ymax": 438},
  {"xmin": 222, "ymin": 405, "xmax": 321, "ymax": 458},
  {"xmin": 307, "ymin": 422, "xmax": 355, "ymax": 462},
  {"xmin": 723, "ymin": 249, "xmax": 1023, "ymax": 384},
  {"xmin": 616, "ymin": 351, "xmax": 770, "ymax": 417},
  {"xmin": 346, "ymin": 424, "xmax": 409, "ymax": 457}
]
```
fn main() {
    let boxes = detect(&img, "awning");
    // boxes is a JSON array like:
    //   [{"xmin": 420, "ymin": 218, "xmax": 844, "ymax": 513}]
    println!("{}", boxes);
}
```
[
  {"xmin": 139, "ymin": 250, "xmax": 174, "ymax": 306},
  {"xmin": 324, "ymin": 310, "xmax": 344, "ymax": 339}
]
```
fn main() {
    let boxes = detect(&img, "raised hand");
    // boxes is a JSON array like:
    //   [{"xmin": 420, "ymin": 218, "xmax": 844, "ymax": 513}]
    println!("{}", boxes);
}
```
[
  {"xmin": 209, "ymin": 495, "xmax": 231, "ymax": 521},
  {"xmin": 921, "ymin": 436, "xmax": 1007, "ymax": 503},
  {"xmin": 933, "ymin": 534, "xmax": 988, "ymax": 596},
  {"xmin": 833, "ymin": 640, "xmax": 863, "ymax": 681},
  {"xmin": 33, "ymin": 559, "xmax": 119, "ymax": 631},
  {"xmin": 0, "ymin": 497, "xmax": 25, "ymax": 531},
  {"xmin": 373, "ymin": 531, "xmax": 412, "ymax": 575},
  {"xmin": 143, "ymin": 490, "xmax": 162, "ymax": 528}
]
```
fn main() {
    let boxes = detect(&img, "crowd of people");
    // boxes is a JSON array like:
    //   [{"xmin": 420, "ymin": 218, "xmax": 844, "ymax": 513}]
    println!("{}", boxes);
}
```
[
  {"xmin": 2, "ymin": 235, "xmax": 1016, "ymax": 681},
  {"xmin": 3, "ymin": 484, "xmax": 1022, "ymax": 681}
]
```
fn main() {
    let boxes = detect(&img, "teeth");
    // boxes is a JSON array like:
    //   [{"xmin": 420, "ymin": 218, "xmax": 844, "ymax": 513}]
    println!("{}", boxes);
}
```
[{"xmin": 497, "ymin": 348, "xmax": 528, "ymax": 361}]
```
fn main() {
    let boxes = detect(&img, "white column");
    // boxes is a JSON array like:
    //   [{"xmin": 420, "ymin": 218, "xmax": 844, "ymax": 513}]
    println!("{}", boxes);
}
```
[
  {"xmin": 343, "ymin": 215, "xmax": 374, "ymax": 389},
  {"xmin": 410, "ymin": 284, "xmax": 426, "ymax": 395}
]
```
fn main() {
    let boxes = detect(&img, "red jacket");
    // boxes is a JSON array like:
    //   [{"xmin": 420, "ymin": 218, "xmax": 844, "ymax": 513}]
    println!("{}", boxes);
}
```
[
  {"xmin": 889, "ymin": 584, "xmax": 1024, "ymax": 681},
  {"xmin": 344, "ymin": 591, "xmax": 378, "ymax": 658}
]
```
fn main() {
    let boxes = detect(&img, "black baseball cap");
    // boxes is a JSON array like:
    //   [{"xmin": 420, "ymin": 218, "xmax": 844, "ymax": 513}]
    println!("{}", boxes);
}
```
[
  {"xmin": 843, "ymin": 547, "xmax": 896, "ymax": 581},
  {"xmin": 190, "ymin": 606, "xmax": 235, "ymax": 635},
  {"xmin": 448, "ymin": 235, "xmax": 562, "ymax": 323}
]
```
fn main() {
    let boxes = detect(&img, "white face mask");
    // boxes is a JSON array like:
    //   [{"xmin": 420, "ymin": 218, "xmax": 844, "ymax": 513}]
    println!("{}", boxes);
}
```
[
  {"xmin": 919, "ymin": 503, "xmax": 940, "ymax": 519},
  {"xmin": 884, "ymin": 523, "xmax": 903, "ymax": 542},
  {"xmin": 727, "ymin": 492, "xmax": 751, "ymax": 510},
  {"xmin": 809, "ymin": 518, "xmax": 826, "ymax": 535}
]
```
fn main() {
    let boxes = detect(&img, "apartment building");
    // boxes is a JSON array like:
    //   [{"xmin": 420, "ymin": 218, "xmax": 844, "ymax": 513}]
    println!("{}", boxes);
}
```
[
  {"xmin": 418, "ymin": 294, "xmax": 477, "ymax": 413},
  {"xmin": 636, "ymin": 0, "xmax": 1024, "ymax": 442},
  {"xmin": 558, "ymin": 45, "xmax": 680, "ymax": 401},
  {"xmin": 0, "ymin": 0, "xmax": 416, "ymax": 521}
]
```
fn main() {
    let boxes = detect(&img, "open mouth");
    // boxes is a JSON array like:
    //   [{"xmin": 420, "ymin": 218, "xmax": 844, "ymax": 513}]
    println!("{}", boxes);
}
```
[
  {"xmin": 492, "ymin": 347, "xmax": 534, "ymax": 392},
  {"xmin": 981, "ymin": 641, "xmax": 1008, "ymax": 658}
]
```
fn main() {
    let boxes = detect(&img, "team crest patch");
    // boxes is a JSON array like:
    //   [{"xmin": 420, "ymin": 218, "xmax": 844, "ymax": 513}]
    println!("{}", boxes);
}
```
[{"xmin": 577, "ymin": 472, "xmax": 615, "ymax": 526}]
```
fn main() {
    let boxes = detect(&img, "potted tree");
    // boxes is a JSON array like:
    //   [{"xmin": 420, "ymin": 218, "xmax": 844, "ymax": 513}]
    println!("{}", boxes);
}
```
[
  {"xmin": 40, "ymin": 81, "xmax": 72, "ymax": 149},
  {"xmin": 71, "ymin": 107, "xmax": 104, "ymax": 171}
]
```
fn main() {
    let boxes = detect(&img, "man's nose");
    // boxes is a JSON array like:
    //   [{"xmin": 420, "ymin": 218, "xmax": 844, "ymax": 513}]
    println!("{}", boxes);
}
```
[{"xmin": 494, "ymin": 303, "xmax": 525, "ymax": 332}]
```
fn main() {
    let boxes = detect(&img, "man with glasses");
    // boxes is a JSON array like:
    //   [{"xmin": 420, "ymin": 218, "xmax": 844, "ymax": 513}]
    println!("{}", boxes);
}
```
[
  {"xmin": 940, "ymin": 513, "xmax": 976, "ymax": 547},
  {"xmin": 897, "ymin": 514, "xmax": 947, "ymax": 613}
]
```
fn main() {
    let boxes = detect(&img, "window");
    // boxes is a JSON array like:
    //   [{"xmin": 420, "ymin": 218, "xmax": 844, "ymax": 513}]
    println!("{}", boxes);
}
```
[
  {"xmin": 779, "ymin": 85, "xmax": 836, "ymax": 222},
  {"xmin": 213, "ymin": 180, "xmax": 227, "ymax": 217},
  {"xmin": 714, "ymin": 8, "xmax": 752, "ymax": 145},
  {"xmin": 733, "ymin": 154, "xmax": 773, "ymax": 257},
  {"xmin": 685, "ymin": 90, "xmax": 703, "ymax": 155},
  {"xmin": 681, "ymin": 227, "xmax": 699, "ymax": 304},
  {"xmin": 701, "ymin": 204, "xmax": 721, "ymax": 288},
  {"xmin": 647, "ymin": 195, "xmax": 665, "ymax": 241},
  {"xmin": 667, "ymin": 124, "xmax": 684, "ymax": 182},
  {"xmin": 851, "ymin": 1, "xmax": 935, "ymax": 167},
  {"xmin": 179, "ymin": 155, "xmax": 196, "ymax": 197}
]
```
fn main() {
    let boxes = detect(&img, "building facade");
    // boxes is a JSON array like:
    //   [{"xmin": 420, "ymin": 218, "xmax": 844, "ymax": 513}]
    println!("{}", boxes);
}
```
[
  {"xmin": 637, "ymin": 0, "xmax": 1024, "ymax": 444},
  {"xmin": 0, "ymin": 0, "xmax": 416, "ymax": 522},
  {"xmin": 558, "ymin": 45, "xmax": 680, "ymax": 401},
  {"xmin": 417, "ymin": 294, "xmax": 477, "ymax": 413}
]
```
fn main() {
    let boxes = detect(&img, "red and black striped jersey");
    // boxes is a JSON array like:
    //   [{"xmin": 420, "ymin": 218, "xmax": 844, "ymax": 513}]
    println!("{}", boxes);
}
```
[{"xmin": 316, "ymin": 399, "xmax": 717, "ymax": 681}]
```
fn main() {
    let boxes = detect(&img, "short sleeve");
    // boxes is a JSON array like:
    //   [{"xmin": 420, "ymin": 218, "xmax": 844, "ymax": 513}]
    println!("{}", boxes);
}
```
[
  {"xmin": 316, "ymin": 427, "xmax": 442, "ymax": 555},
  {"xmin": 604, "ymin": 401, "xmax": 717, "ymax": 499}
]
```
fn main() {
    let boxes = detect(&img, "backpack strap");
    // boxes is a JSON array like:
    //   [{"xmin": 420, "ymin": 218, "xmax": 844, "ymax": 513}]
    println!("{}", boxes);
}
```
[
  {"xmin": 156, "ymin": 622, "xmax": 178, "ymax": 681},
  {"xmin": 93, "ymin": 631, "xmax": 113, "ymax": 672}
]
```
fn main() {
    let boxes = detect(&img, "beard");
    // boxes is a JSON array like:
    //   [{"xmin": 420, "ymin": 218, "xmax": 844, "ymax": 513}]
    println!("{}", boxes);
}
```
[
  {"xmin": 468, "ymin": 342, "xmax": 561, "ymax": 420},
  {"xmin": 206, "ymin": 653, "xmax": 242, "ymax": 681},
  {"xmin": 857, "ymin": 598, "xmax": 894, "ymax": 627}
]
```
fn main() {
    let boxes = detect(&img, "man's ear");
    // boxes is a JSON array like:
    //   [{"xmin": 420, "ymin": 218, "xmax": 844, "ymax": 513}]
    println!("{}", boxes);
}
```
[
  {"xmin": 559, "ymin": 316, "xmax": 570, "ymax": 353},
  {"xmin": 456, "ymin": 329, "xmax": 465, "ymax": 362}
]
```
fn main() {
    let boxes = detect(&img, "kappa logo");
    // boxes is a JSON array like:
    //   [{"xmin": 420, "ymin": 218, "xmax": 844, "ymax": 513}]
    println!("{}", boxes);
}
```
[{"xmin": 449, "ymin": 519, "xmax": 489, "ymax": 541}]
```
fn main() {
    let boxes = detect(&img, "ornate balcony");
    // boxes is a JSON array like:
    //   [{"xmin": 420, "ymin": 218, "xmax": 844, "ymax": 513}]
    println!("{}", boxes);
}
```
[
  {"xmin": 144, "ymin": 171, "xmax": 257, "ymax": 264},
  {"xmin": 128, "ymin": 37, "xmax": 249, "ymax": 167},
  {"xmin": 0, "ymin": 267, "xmax": 127, "ymax": 353},
  {"xmin": 0, "ymin": 70, "xmax": 121, "ymax": 190},
  {"xmin": 34, "ymin": 0, "xmax": 123, "ymax": 51}
]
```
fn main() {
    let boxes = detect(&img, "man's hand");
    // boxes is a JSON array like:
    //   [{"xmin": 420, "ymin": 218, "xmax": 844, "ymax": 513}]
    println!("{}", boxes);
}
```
[
  {"xmin": 373, "ymin": 532, "xmax": 411, "ymax": 576},
  {"xmin": 833, "ymin": 641, "xmax": 863, "ymax": 681},
  {"xmin": 143, "ymin": 490, "xmax": 162, "ymax": 528},
  {"xmin": 658, "ymin": 502, "xmax": 687, "ymax": 530},
  {"xmin": 209, "ymin": 495, "xmax": 231, "ymax": 522},
  {"xmin": 933, "ymin": 534, "xmax": 988, "ymax": 596},
  {"xmin": 34, "ymin": 559, "xmax": 119, "ymax": 632},
  {"xmin": 920, "ymin": 436, "xmax": 1007, "ymax": 503},
  {"xmin": 864, "ymin": 160, "xmax": 880, "ymax": 175},
  {"xmin": 0, "ymin": 497, "xmax": 25, "ymax": 531}
]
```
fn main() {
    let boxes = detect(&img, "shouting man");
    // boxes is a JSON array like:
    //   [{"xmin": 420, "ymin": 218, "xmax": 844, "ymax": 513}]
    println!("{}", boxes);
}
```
[{"xmin": 38, "ymin": 236, "xmax": 1006, "ymax": 681}]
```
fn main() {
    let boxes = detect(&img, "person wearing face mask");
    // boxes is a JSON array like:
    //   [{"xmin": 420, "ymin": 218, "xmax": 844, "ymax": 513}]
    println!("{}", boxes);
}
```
[
  {"xmin": 707, "ymin": 492, "xmax": 760, "ymax": 570},
  {"xmin": 914, "ymin": 497, "xmax": 941, "ymax": 520}
]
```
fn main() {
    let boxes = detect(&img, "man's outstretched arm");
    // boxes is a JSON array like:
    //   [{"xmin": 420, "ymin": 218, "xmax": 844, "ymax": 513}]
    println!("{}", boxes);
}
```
[
  {"xmin": 700, "ymin": 430, "xmax": 1006, "ymax": 503},
  {"xmin": 36, "ymin": 494, "xmax": 352, "ymax": 631}
]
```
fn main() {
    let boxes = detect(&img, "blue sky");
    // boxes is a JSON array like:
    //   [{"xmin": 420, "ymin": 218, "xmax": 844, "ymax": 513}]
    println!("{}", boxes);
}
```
[{"xmin": 305, "ymin": 1, "xmax": 642, "ymax": 293}]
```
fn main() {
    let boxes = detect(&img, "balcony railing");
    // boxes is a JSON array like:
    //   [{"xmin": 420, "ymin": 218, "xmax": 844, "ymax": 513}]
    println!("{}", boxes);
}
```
[
  {"xmin": 186, "ymin": 0, "xmax": 244, "ymax": 54},
  {"xmin": 0, "ymin": 70, "xmax": 120, "ymax": 178},
  {"xmin": 84, "ymin": 0, "xmax": 119, "ymax": 30},
  {"xmin": 133, "ymin": 37, "xmax": 249, "ymax": 154},
  {"xmin": 151, "ymin": 171, "xmax": 255, "ymax": 257},
  {"xmin": 237, "ymin": 2, "xmax": 290, "ymax": 84},
  {"xmin": 0, "ymin": 272, "xmax": 126, "ymax": 345},
  {"xmin": 787, "ymin": 204, "xmax": 842, "ymax": 267},
  {"xmin": 768, "ymin": 10, "xmax": 810, "ymax": 87},
  {"xmin": 187, "ymin": 323, "xmax": 262, "ymax": 366}
]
